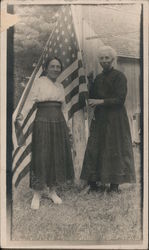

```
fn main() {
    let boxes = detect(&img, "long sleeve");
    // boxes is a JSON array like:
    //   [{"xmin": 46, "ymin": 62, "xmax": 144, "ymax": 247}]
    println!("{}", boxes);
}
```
[
  {"xmin": 20, "ymin": 78, "xmax": 41, "ymax": 123},
  {"xmin": 103, "ymin": 73, "xmax": 127, "ymax": 106},
  {"xmin": 61, "ymin": 98, "xmax": 68, "ymax": 123},
  {"xmin": 89, "ymin": 81, "xmax": 96, "ymax": 99}
]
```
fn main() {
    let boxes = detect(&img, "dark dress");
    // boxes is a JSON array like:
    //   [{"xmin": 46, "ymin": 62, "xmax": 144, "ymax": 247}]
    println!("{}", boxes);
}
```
[
  {"xmin": 29, "ymin": 77, "xmax": 74, "ymax": 190},
  {"xmin": 80, "ymin": 68, "xmax": 136, "ymax": 184}
]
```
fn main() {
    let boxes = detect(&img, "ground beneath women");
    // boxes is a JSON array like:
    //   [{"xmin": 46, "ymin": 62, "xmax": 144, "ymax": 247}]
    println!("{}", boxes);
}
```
[{"xmin": 12, "ymin": 146, "xmax": 142, "ymax": 241}]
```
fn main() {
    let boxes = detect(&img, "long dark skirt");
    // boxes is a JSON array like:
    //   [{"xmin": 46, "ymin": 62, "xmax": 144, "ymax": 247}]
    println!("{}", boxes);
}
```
[
  {"xmin": 30, "ymin": 101, "xmax": 74, "ymax": 190},
  {"xmin": 80, "ymin": 106, "xmax": 136, "ymax": 184}
]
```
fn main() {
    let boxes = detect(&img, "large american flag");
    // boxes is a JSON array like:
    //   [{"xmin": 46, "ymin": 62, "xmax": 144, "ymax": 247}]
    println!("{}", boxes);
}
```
[{"xmin": 12, "ymin": 5, "xmax": 88, "ymax": 188}]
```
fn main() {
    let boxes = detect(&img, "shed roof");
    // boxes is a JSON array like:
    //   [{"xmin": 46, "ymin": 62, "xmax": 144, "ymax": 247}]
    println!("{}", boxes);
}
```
[{"xmin": 83, "ymin": 5, "xmax": 141, "ymax": 59}]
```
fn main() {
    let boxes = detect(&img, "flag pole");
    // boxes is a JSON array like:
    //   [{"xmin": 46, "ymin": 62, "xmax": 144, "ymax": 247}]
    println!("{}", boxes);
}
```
[
  {"xmin": 70, "ymin": 5, "xmax": 88, "ymax": 183},
  {"xmin": 71, "ymin": 4, "xmax": 89, "ymax": 142},
  {"xmin": 13, "ymin": 20, "xmax": 57, "ymax": 121}
]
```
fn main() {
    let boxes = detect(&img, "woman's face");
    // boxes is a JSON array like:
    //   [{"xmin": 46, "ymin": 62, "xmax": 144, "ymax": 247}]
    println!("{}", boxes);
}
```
[
  {"xmin": 98, "ymin": 51, "xmax": 114, "ymax": 71},
  {"xmin": 47, "ymin": 59, "xmax": 62, "ymax": 81}
]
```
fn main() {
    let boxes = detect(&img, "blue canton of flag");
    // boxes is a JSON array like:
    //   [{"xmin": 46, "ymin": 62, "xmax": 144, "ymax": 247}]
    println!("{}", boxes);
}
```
[{"xmin": 42, "ymin": 5, "xmax": 87, "ymax": 118}]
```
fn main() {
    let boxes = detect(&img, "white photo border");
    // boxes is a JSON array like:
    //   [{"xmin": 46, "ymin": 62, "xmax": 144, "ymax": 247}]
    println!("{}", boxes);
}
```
[{"xmin": 0, "ymin": 0, "xmax": 148, "ymax": 249}]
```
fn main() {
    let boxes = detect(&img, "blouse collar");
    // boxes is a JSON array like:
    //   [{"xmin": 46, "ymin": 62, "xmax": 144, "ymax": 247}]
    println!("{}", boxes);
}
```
[
  {"xmin": 102, "ymin": 67, "xmax": 114, "ymax": 75},
  {"xmin": 44, "ymin": 76, "xmax": 61, "ymax": 87}
]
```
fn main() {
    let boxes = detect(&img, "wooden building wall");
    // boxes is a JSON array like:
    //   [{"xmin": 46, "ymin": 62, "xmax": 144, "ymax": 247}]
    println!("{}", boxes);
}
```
[{"xmin": 117, "ymin": 57, "xmax": 141, "ymax": 142}]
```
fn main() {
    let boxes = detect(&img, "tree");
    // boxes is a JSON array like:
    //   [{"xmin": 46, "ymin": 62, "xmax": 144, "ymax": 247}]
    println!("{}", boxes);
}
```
[{"xmin": 13, "ymin": 5, "xmax": 59, "ymax": 108}]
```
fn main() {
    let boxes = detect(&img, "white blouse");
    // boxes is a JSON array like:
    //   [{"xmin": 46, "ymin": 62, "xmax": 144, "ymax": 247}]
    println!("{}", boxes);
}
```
[
  {"xmin": 21, "ymin": 76, "xmax": 68, "ymax": 122},
  {"xmin": 31, "ymin": 76, "xmax": 65, "ymax": 103}
]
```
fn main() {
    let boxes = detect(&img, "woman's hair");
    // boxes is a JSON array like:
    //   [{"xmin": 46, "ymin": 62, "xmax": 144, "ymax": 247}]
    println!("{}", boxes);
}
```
[
  {"xmin": 98, "ymin": 46, "xmax": 117, "ymax": 60},
  {"xmin": 40, "ymin": 57, "xmax": 63, "ymax": 77}
]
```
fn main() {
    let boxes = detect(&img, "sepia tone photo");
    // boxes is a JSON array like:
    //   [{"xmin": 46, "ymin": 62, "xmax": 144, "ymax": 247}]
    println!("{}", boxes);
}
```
[{"xmin": 0, "ymin": 0, "xmax": 148, "ymax": 249}]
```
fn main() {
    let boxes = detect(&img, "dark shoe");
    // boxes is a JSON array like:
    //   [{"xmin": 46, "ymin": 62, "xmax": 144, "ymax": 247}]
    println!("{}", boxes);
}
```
[
  {"xmin": 88, "ymin": 181, "xmax": 98, "ymax": 192},
  {"xmin": 98, "ymin": 185, "xmax": 106, "ymax": 193},
  {"xmin": 107, "ymin": 187, "xmax": 121, "ymax": 194}
]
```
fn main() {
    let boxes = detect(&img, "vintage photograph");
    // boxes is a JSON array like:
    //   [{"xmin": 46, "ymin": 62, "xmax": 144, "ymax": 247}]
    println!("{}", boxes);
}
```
[{"xmin": 1, "ymin": 0, "xmax": 148, "ymax": 249}]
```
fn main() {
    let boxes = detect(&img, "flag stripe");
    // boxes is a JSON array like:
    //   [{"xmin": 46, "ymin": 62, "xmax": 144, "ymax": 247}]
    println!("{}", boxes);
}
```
[
  {"xmin": 22, "ymin": 104, "xmax": 37, "ymax": 130},
  {"xmin": 12, "ymin": 122, "xmax": 33, "ymax": 160},
  {"xmin": 62, "ymin": 69, "xmax": 78, "ymax": 88},
  {"xmin": 65, "ymin": 85, "xmax": 79, "ymax": 104},
  {"xmin": 23, "ymin": 110, "xmax": 36, "ymax": 135},
  {"xmin": 57, "ymin": 60, "xmax": 78, "ymax": 83},
  {"xmin": 79, "ymin": 82, "xmax": 88, "ymax": 93},
  {"xmin": 68, "ymin": 102, "xmax": 80, "ymax": 118},
  {"xmin": 12, "ymin": 133, "xmax": 32, "ymax": 170},
  {"xmin": 62, "ymin": 66, "xmax": 85, "ymax": 90},
  {"xmin": 12, "ymin": 145, "xmax": 21, "ymax": 161},
  {"xmin": 79, "ymin": 75, "xmax": 86, "ymax": 84},
  {"xmin": 12, "ymin": 153, "xmax": 31, "ymax": 186},
  {"xmin": 14, "ymin": 163, "xmax": 30, "ymax": 188},
  {"xmin": 67, "ymin": 94, "xmax": 78, "ymax": 111},
  {"xmin": 78, "ymin": 59, "xmax": 83, "ymax": 68},
  {"xmin": 12, "ymin": 143, "xmax": 32, "ymax": 175},
  {"xmin": 12, "ymin": 109, "xmax": 36, "ymax": 160},
  {"xmin": 65, "ymin": 78, "xmax": 78, "ymax": 95}
]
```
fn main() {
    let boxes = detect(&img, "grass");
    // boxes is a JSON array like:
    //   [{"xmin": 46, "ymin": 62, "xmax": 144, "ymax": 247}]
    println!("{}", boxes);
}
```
[{"xmin": 12, "ymin": 146, "xmax": 142, "ymax": 242}]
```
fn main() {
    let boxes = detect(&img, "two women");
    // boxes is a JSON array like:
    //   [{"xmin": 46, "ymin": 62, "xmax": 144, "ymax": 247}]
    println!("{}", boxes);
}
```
[
  {"xmin": 19, "ymin": 45, "xmax": 135, "ymax": 209},
  {"xmin": 80, "ymin": 46, "xmax": 136, "ymax": 193}
]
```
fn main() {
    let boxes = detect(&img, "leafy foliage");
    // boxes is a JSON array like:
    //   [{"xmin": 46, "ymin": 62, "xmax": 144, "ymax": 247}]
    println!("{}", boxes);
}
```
[{"xmin": 13, "ymin": 5, "xmax": 59, "ymax": 108}]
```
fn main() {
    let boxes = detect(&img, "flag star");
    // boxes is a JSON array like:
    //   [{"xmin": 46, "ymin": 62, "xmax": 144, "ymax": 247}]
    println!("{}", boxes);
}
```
[
  {"xmin": 55, "ymin": 12, "xmax": 59, "ymax": 18},
  {"xmin": 62, "ymin": 8, "xmax": 65, "ymax": 13},
  {"xmin": 67, "ymin": 24, "xmax": 71, "ymax": 30}
]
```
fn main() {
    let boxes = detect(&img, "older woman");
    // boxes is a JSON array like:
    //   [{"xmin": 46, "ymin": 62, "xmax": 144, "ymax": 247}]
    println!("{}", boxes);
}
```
[
  {"xmin": 29, "ymin": 57, "xmax": 74, "ymax": 209},
  {"xmin": 80, "ymin": 46, "xmax": 136, "ymax": 193}
]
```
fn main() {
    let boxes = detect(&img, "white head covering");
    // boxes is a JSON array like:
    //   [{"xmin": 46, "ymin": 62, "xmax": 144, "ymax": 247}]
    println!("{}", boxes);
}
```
[{"xmin": 98, "ymin": 46, "xmax": 117, "ymax": 60}]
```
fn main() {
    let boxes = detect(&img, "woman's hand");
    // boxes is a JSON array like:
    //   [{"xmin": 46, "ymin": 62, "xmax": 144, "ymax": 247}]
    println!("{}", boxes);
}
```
[
  {"xmin": 16, "ymin": 113, "xmax": 24, "ymax": 121},
  {"xmin": 88, "ymin": 99, "xmax": 104, "ymax": 107},
  {"xmin": 15, "ymin": 113, "xmax": 24, "ymax": 126},
  {"xmin": 32, "ymin": 97, "xmax": 39, "ymax": 103},
  {"xmin": 87, "ymin": 71, "xmax": 94, "ymax": 81},
  {"xmin": 67, "ymin": 126, "xmax": 73, "ymax": 148}
]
